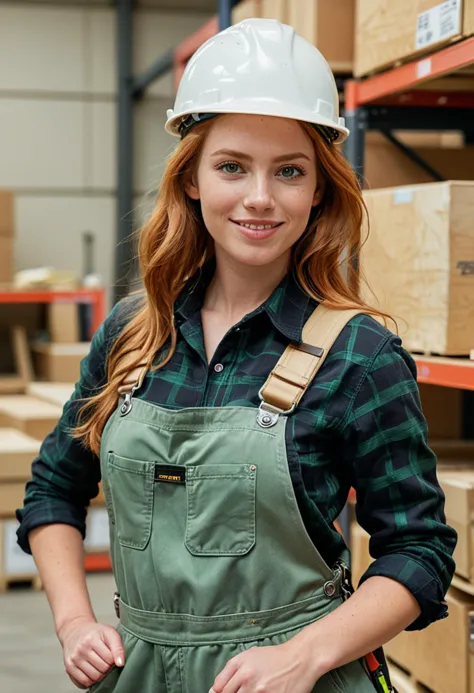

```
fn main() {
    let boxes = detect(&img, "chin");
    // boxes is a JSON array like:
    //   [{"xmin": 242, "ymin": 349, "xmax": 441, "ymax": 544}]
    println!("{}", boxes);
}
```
[{"xmin": 227, "ymin": 248, "xmax": 285, "ymax": 268}]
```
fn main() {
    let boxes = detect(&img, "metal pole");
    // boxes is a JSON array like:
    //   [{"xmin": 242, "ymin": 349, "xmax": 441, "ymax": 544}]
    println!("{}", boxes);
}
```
[
  {"xmin": 344, "ymin": 107, "xmax": 367, "ymax": 186},
  {"xmin": 115, "ymin": 0, "xmax": 134, "ymax": 305},
  {"xmin": 219, "ymin": 0, "xmax": 234, "ymax": 30}
]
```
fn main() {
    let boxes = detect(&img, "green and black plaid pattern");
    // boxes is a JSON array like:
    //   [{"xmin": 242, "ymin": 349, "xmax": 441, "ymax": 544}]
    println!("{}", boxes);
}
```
[{"xmin": 17, "ymin": 266, "xmax": 456, "ymax": 631}]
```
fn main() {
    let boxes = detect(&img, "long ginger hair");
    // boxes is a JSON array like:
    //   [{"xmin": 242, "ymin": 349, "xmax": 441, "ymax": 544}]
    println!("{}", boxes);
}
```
[{"xmin": 73, "ymin": 118, "xmax": 389, "ymax": 455}]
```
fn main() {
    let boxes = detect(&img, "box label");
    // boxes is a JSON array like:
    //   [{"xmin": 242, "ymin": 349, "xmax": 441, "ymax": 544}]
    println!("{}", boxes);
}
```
[
  {"xmin": 3, "ymin": 520, "xmax": 37, "ymax": 576},
  {"xmin": 393, "ymin": 189, "xmax": 414, "ymax": 205},
  {"xmin": 416, "ymin": 0, "xmax": 461, "ymax": 49}
]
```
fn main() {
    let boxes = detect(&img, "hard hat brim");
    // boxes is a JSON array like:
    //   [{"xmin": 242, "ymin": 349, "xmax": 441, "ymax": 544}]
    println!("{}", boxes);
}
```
[{"xmin": 165, "ymin": 105, "xmax": 349, "ymax": 143}]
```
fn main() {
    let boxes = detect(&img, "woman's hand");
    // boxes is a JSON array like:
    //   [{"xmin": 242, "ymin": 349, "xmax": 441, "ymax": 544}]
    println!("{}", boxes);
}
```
[
  {"xmin": 58, "ymin": 616, "xmax": 125, "ymax": 689},
  {"xmin": 209, "ymin": 640, "xmax": 321, "ymax": 693}
]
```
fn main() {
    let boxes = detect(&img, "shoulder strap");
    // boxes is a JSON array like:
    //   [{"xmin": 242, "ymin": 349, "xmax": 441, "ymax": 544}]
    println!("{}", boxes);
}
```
[{"xmin": 258, "ymin": 305, "xmax": 365, "ymax": 416}]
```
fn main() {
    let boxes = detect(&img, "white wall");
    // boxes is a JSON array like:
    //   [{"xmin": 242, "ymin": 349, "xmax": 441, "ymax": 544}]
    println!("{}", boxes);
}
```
[{"xmin": 0, "ymin": 2, "xmax": 210, "ymax": 307}]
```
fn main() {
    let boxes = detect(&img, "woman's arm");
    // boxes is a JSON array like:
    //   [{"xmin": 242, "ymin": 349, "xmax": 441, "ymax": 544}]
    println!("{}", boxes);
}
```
[
  {"xmin": 292, "ymin": 575, "xmax": 420, "ymax": 677},
  {"xmin": 29, "ymin": 524, "xmax": 96, "ymax": 637}
]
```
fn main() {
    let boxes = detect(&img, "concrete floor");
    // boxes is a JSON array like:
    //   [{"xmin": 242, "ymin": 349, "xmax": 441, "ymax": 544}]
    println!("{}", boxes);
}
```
[{"xmin": 0, "ymin": 573, "xmax": 117, "ymax": 693}]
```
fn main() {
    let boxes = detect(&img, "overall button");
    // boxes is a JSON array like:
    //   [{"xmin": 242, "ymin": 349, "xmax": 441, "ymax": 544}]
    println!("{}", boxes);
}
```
[{"xmin": 214, "ymin": 363, "xmax": 224, "ymax": 373}]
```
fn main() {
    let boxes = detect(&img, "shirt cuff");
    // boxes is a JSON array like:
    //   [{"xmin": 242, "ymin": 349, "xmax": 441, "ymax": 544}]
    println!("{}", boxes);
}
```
[
  {"xmin": 16, "ymin": 500, "xmax": 87, "ymax": 554},
  {"xmin": 358, "ymin": 553, "xmax": 449, "ymax": 631}
]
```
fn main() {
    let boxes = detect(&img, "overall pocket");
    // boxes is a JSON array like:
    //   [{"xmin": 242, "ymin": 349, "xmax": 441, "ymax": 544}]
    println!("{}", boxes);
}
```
[
  {"xmin": 107, "ymin": 453, "xmax": 155, "ymax": 550},
  {"xmin": 185, "ymin": 463, "xmax": 257, "ymax": 556}
]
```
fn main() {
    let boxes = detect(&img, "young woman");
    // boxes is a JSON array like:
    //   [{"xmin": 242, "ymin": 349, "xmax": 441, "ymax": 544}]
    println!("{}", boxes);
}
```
[{"xmin": 17, "ymin": 18, "xmax": 456, "ymax": 693}]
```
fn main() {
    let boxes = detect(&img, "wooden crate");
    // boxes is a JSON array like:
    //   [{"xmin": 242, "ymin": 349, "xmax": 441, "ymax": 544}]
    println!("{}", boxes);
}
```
[
  {"xmin": 355, "ymin": 0, "xmax": 474, "ymax": 78},
  {"xmin": 361, "ymin": 181, "xmax": 474, "ymax": 356}
]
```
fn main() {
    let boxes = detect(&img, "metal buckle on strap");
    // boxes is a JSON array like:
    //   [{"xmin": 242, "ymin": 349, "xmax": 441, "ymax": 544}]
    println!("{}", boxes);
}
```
[
  {"xmin": 113, "ymin": 592, "xmax": 120, "ymax": 618},
  {"xmin": 334, "ymin": 559, "xmax": 354, "ymax": 601},
  {"xmin": 257, "ymin": 387, "xmax": 296, "ymax": 428}
]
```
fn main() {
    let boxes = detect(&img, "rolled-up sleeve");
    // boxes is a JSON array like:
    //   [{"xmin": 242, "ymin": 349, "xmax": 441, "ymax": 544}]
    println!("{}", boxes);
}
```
[
  {"xmin": 16, "ymin": 301, "xmax": 125, "ymax": 554},
  {"xmin": 344, "ymin": 334, "xmax": 457, "ymax": 630}
]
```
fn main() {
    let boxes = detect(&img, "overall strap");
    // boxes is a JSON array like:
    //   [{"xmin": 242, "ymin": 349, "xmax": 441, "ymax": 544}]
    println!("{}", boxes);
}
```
[{"xmin": 257, "ymin": 305, "xmax": 365, "ymax": 428}]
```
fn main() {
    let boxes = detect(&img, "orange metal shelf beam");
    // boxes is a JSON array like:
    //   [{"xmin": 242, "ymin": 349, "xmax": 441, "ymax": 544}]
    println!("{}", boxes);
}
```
[
  {"xmin": 85, "ymin": 553, "xmax": 112, "ymax": 573},
  {"xmin": 414, "ymin": 355, "xmax": 474, "ymax": 391},
  {"xmin": 347, "ymin": 36, "xmax": 474, "ymax": 108},
  {"xmin": 0, "ymin": 288, "xmax": 106, "ymax": 336}
]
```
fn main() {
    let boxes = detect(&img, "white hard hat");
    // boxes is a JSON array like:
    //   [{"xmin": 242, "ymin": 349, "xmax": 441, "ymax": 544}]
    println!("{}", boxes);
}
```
[{"xmin": 165, "ymin": 18, "xmax": 349, "ymax": 143}]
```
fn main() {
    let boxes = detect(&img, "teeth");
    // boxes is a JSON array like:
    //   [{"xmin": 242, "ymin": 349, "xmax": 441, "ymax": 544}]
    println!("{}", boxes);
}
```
[{"xmin": 240, "ymin": 223, "xmax": 276, "ymax": 230}]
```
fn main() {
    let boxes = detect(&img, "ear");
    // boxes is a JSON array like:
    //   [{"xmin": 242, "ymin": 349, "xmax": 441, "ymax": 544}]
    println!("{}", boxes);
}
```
[
  {"xmin": 185, "ymin": 174, "xmax": 200, "ymax": 201},
  {"xmin": 312, "ymin": 187, "xmax": 323, "ymax": 207}
]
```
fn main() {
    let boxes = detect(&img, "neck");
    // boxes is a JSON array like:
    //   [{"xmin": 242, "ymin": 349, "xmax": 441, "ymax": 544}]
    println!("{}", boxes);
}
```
[{"xmin": 203, "ymin": 252, "xmax": 289, "ymax": 322}]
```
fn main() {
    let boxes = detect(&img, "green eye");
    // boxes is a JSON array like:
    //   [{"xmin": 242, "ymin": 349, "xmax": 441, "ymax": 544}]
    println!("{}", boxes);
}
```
[
  {"xmin": 220, "ymin": 162, "xmax": 243, "ymax": 174},
  {"xmin": 280, "ymin": 166, "xmax": 302, "ymax": 179}
]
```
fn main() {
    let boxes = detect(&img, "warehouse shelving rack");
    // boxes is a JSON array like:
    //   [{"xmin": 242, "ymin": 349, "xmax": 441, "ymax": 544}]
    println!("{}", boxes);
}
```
[
  {"xmin": 113, "ymin": 4, "xmax": 474, "ymax": 558},
  {"xmin": 344, "ymin": 39, "xmax": 474, "ymax": 403},
  {"xmin": 0, "ymin": 288, "xmax": 106, "ymax": 338}
]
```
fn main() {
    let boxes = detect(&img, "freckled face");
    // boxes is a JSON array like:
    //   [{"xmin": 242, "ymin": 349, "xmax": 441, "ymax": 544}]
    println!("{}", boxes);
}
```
[{"xmin": 185, "ymin": 114, "xmax": 320, "ymax": 269}]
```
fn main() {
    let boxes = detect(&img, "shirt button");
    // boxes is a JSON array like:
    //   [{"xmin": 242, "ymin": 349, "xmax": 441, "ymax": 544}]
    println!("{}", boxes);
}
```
[{"xmin": 214, "ymin": 363, "xmax": 224, "ymax": 373}]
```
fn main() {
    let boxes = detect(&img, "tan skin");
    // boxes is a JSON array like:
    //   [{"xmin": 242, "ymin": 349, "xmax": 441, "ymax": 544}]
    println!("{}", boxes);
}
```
[{"xmin": 28, "ymin": 114, "xmax": 419, "ymax": 692}]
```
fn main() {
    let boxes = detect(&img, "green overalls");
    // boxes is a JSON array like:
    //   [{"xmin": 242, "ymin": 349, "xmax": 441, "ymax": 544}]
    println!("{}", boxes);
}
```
[{"xmin": 92, "ymin": 306, "xmax": 380, "ymax": 693}]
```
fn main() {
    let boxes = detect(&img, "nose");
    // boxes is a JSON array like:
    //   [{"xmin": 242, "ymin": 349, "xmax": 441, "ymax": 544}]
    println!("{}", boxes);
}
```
[{"xmin": 242, "ymin": 173, "xmax": 275, "ymax": 213}]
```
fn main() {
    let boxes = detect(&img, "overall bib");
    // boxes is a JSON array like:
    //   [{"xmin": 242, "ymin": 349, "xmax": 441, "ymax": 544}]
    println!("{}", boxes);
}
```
[{"xmin": 92, "ymin": 306, "xmax": 380, "ymax": 693}]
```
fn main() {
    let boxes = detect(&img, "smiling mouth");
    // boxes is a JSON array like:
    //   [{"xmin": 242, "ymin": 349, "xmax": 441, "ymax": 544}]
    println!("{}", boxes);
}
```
[{"xmin": 231, "ymin": 221, "xmax": 283, "ymax": 230}]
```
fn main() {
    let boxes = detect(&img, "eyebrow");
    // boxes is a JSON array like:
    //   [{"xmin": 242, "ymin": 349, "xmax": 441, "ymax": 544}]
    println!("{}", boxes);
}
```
[{"xmin": 210, "ymin": 148, "xmax": 311, "ymax": 163}]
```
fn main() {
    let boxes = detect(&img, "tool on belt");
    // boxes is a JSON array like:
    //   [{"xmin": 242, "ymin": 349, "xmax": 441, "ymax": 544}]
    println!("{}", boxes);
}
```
[{"xmin": 336, "ymin": 560, "xmax": 396, "ymax": 693}]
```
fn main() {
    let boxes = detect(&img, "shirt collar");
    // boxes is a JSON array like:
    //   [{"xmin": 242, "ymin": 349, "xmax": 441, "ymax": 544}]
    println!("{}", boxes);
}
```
[{"xmin": 175, "ymin": 261, "xmax": 316, "ymax": 343}]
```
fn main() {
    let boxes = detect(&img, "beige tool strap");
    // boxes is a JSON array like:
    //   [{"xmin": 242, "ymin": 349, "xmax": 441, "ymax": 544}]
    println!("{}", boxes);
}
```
[
  {"xmin": 258, "ymin": 305, "xmax": 365, "ymax": 419},
  {"xmin": 117, "ymin": 355, "xmax": 148, "ymax": 395},
  {"xmin": 117, "ymin": 306, "xmax": 366, "ymax": 422}
]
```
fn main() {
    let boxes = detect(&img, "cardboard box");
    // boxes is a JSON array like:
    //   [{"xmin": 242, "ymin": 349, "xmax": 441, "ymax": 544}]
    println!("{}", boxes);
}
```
[
  {"xmin": 0, "ymin": 191, "xmax": 13, "ymax": 237},
  {"xmin": 0, "ymin": 480, "xmax": 28, "ymax": 518},
  {"xmin": 438, "ymin": 470, "xmax": 474, "ymax": 582},
  {"xmin": 47, "ymin": 302, "xmax": 80, "ymax": 343},
  {"xmin": 364, "ymin": 132, "xmax": 474, "ymax": 190},
  {"xmin": 0, "ymin": 519, "xmax": 37, "ymax": 577},
  {"xmin": 361, "ymin": 181, "xmax": 474, "ymax": 355},
  {"xmin": 32, "ymin": 342, "xmax": 90, "ymax": 383},
  {"xmin": 232, "ymin": 0, "xmax": 354, "ymax": 73},
  {"xmin": 0, "ymin": 429, "xmax": 39, "ymax": 482},
  {"xmin": 0, "ymin": 396, "xmax": 62, "ymax": 440},
  {"xmin": 289, "ymin": 0, "xmax": 355, "ymax": 73},
  {"xmin": 386, "ymin": 588, "xmax": 474, "ymax": 693},
  {"xmin": 0, "ymin": 237, "xmax": 13, "ymax": 284},
  {"xmin": 27, "ymin": 382, "xmax": 75, "ymax": 408},
  {"xmin": 355, "ymin": 0, "xmax": 474, "ymax": 77}
]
